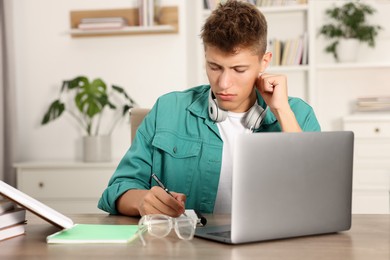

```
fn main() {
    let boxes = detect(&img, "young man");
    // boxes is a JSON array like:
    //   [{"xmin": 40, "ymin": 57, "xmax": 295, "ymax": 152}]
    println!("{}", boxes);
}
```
[{"xmin": 98, "ymin": 0, "xmax": 320, "ymax": 217}]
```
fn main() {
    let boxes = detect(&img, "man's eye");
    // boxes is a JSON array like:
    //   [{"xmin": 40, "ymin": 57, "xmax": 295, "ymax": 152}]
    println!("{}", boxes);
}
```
[
  {"xmin": 209, "ymin": 65, "xmax": 220, "ymax": 71},
  {"xmin": 235, "ymin": 69, "xmax": 246, "ymax": 73}
]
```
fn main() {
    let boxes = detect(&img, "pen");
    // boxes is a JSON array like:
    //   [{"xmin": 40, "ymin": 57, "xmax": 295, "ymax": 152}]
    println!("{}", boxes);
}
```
[
  {"xmin": 151, "ymin": 173, "xmax": 187, "ymax": 216},
  {"xmin": 151, "ymin": 173, "xmax": 172, "ymax": 195}
]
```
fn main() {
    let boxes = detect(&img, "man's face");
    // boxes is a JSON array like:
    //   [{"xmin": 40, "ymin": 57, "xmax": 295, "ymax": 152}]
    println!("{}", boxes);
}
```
[{"xmin": 205, "ymin": 45, "xmax": 269, "ymax": 113}]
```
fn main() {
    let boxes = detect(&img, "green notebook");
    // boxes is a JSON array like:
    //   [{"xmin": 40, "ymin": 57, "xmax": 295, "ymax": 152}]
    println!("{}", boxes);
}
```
[{"xmin": 47, "ymin": 224, "xmax": 139, "ymax": 244}]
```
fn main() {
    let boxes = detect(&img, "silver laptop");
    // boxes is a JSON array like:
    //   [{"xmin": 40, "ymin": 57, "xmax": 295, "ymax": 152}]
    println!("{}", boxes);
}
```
[{"xmin": 195, "ymin": 131, "xmax": 354, "ymax": 244}]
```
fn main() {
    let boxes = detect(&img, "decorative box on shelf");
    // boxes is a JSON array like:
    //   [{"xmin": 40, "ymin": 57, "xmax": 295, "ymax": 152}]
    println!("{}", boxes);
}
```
[{"xmin": 14, "ymin": 161, "xmax": 117, "ymax": 214}]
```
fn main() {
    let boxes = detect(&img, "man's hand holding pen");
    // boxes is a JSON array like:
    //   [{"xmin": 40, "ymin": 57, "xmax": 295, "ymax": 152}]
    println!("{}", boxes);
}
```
[{"xmin": 138, "ymin": 186, "xmax": 186, "ymax": 217}]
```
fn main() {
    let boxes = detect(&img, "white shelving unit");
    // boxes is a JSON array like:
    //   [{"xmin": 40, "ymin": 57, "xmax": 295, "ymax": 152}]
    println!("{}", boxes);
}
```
[{"xmin": 192, "ymin": 1, "xmax": 390, "ymax": 214}]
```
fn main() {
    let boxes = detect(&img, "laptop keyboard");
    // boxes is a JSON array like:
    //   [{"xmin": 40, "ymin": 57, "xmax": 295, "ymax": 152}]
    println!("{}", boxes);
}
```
[{"xmin": 209, "ymin": 231, "xmax": 231, "ymax": 238}]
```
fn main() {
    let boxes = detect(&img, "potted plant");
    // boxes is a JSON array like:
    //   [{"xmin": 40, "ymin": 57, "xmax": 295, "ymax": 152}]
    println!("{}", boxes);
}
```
[
  {"xmin": 41, "ymin": 76, "xmax": 137, "ymax": 162},
  {"xmin": 318, "ymin": 1, "xmax": 382, "ymax": 62}
]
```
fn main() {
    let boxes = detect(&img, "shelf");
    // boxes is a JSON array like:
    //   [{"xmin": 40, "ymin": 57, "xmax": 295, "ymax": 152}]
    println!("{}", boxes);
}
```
[
  {"xmin": 316, "ymin": 62, "xmax": 390, "ymax": 70},
  {"xmin": 69, "ymin": 25, "xmax": 176, "ymax": 37},
  {"xmin": 259, "ymin": 4, "xmax": 308, "ymax": 13},
  {"xmin": 267, "ymin": 65, "xmax": 309, "ymax": 72},
  {"xmin": 69, "ymin": 6, "xmax": 178, "ymax": 38},
  {"xmin": 203, "ymin": 4, "xmax": 308, "ymax": 16},
  {"xmin": 344, "ymin": 113, "xmax": 390, "ymax": 121}
]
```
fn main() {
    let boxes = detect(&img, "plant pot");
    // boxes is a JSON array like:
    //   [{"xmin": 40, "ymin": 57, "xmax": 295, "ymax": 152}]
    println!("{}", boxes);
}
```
[
  {"xmin": 337, "ymin": 39, "xmax": 360, "ymax": 63},
  {"xmin": 83, "ymin": 135, "xmax": 112, "ymax": 162}
]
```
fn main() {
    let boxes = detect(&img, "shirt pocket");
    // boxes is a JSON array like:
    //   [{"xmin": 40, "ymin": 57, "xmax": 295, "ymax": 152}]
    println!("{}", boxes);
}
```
[{"xmin": 151, "ymin": 131, "xmax": 201, "ymax": 195}]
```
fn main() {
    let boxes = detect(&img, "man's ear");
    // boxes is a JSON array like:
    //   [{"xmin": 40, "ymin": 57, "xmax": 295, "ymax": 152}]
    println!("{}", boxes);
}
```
[{"xmin": 260, "ymin": 52, "xmax": 272, "ymax": 71}]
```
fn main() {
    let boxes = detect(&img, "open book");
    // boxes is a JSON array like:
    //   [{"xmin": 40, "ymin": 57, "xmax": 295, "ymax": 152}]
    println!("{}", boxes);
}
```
[
  {"xmin": 0, "ymin": 181, "xmax": 139, "ymax": 243},
  {"xmin": 0, "ymin": 180, "xmax": 73, "ymax": 229}
]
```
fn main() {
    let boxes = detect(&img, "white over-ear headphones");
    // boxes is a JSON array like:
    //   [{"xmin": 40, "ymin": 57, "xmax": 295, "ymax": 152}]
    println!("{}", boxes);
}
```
[{"xmin": 208, "ymin": 90, "xmax": 267, "ymax": 130}]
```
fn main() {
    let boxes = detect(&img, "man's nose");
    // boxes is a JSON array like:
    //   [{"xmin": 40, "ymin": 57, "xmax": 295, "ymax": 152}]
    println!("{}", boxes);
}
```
[{"xmin": 219, "ymin": 70, "xmax": 232, "ymax": 90}]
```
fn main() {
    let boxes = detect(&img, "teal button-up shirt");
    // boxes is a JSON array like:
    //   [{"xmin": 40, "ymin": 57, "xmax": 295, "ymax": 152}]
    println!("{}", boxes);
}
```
[{"xmin": 98, "ymin": 85, "xmax": 321, "ymax": 214}]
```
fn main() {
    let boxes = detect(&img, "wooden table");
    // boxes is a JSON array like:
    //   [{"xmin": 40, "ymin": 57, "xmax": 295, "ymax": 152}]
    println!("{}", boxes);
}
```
[{"xmin": 1, "ymin": 213, "xmax": 389, "ymax": 259}]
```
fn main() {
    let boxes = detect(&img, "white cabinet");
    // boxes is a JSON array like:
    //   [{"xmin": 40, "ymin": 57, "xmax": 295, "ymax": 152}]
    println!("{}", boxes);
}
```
[
  {"xmin": 14, "ymin": 161, "xmax": 116, "ymax": 214},
  {"xmin": 343, "ymin": 114, "xmax": 390, "ymax": 213}
]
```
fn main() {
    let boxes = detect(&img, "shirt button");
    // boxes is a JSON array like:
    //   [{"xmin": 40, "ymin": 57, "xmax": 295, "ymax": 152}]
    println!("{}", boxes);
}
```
[{"xmin": 173, "ymin": 147, "xmax": 177, "ymax": 153}]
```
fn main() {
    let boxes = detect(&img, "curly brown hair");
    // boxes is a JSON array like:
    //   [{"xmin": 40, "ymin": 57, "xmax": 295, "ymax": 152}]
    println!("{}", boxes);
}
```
[{"xmin": 201, "ymin": 0, "xmax": 267, "ymax": 55}]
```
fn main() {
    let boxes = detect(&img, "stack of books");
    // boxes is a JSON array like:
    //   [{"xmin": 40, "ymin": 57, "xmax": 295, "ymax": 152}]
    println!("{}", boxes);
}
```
[
  {"xmin": 77, "ymin": 17, "xmax": 128, "ymax": 30},
  {"xmin": 268, "ymin": 33, "xmax": 308, "ymax": 66},
  {"xmin": 355, "ymin": 96, "xmax": 390, "ymax": 112},
  {"xmin": 0, "ymin": 197, "xmax": 27, "ymax": 241}
]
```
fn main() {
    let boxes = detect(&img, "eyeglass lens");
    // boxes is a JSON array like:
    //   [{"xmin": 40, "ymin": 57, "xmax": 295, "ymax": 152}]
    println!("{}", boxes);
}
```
[
  {"xmin": 174, "ymin": 217, "xmax": 196, "ymax": 240},
  {"xmin": 139, "ymin": 214, "xmax": 196, "ymax": 240}
]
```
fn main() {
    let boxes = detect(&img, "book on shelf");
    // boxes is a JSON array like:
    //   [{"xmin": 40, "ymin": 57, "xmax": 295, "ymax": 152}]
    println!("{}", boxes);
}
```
[
  {"xmin": 294, "ymin": 36, "xmax": 304, "ymax": 65},
  {"xmin": 281, "ymin": 39, "xmax": 291, "ymax": 66},
  {"xmin": 80, "ymin": 17, "xmax": 127, "ymax": 24},
  {"xmin": 301, "ymin": 32, "xmax": 308, "ymax": 65},
  {"xmin": 77, "ymin": 17, "xmax": 128, "ymax": 30},
  {"xmin": 274, "ymin": 39, "xmax": 282, "ymax": 66},
  {"xmin": 138, "ymin": 0, "xmax": 161, "ymax": 26},
  {"xmin": 268, "ymin": 38, "xmax": 282, "ymax": 66},
  {"xmin": 270, "ymin": 34, "xmax": 306, "ymax": 67},
  {"xmin": 357, "ymin": 96, "xmax": 390, "ymax": 103},
  {"xmin": 355, "ymin": 96, "xmax": 390, "ymax": 112}
]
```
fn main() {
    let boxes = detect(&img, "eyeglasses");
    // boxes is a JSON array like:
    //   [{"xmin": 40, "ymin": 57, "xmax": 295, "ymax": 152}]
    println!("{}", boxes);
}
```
[{"xmin": 137, "ymin": 214, "xmax": 197, "ymax": 246}]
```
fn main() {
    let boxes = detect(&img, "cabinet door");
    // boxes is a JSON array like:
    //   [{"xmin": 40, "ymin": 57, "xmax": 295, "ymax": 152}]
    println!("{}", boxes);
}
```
[
  {"xmin": 343, "ymin": 116, "xmax": 390, "ymax": 214},
  {"xmin": 16, "ymin": 165, "xmax": 115, "ymax": 214}
]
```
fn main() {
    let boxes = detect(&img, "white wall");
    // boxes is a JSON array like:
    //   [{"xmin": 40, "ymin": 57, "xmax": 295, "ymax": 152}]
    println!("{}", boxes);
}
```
[
  {"xmin": 9, "ymin": 0, "xmax": 390, "ymax": 164},
  {"xmin": 10, "ymin": 0, "xmax": 193, "ymax": 162}
]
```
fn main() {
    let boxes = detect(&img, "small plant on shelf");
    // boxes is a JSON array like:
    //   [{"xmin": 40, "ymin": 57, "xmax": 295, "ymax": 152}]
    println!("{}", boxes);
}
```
[
  {"xmin": 41, "ymin": 76, "xmax": 136, "ymax": 136},
  {"xmin": 318, "ymin": 1, "xmax": 382, "ymax": 61}
]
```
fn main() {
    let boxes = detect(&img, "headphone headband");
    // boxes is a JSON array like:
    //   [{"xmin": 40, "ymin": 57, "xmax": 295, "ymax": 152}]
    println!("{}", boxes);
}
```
[{"xmin": 208, "ymin": 89, "xmax": 267, "ymax": 130}]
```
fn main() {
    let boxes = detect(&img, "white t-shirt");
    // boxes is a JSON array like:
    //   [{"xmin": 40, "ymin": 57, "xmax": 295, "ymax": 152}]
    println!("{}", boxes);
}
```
[{"xmin": 213, "ymin": 111, "xmax": 252, "ymax": 214}]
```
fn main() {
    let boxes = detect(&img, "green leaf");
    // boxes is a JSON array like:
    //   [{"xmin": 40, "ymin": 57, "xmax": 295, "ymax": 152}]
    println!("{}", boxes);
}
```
[
  {"xmin": 41, "ymin": 100, "xmax": 65, "ymax": 125},
  {"xmin": 74, "ymin": 78, "xmax": 109, "ymax": 119},
  {"xmin": 67, "ymin": 76, "xmax": 89, "ymax": 90}
]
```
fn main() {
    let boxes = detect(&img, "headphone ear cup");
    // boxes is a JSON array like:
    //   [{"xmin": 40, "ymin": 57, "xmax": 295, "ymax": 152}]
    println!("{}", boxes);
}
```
[
  {"xmin": 244, "ymin": 104, "xmax": 267, "ymax": 130},
  {"xmin": 208, "ymin": 90, "xmax": 228, "ymax": 122}
]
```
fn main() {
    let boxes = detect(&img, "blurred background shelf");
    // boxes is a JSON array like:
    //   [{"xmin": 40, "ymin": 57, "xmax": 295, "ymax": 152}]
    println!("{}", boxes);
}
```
[{"xmin": 69, "ymin": 6, "xmax": 178, "ymax": 37}]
